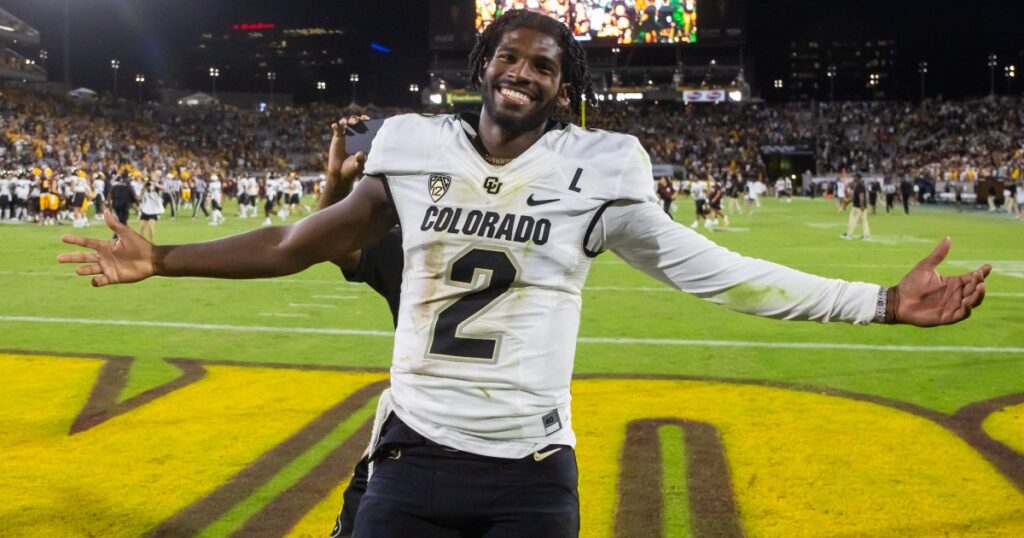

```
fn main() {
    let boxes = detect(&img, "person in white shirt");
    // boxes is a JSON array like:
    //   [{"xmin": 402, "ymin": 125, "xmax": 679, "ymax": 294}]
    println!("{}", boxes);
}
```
[
  {"xmin": 263, "ymin": 175, "xmax": 279, "ymax": 226},
  {"xmin": 138, "ymin": 181, "xmax": 164, "ymax": 241},
  {"xmin": 19, "ymin": 176, "xmax": 35, "ymax": 222},
  {"xmin": 58, "ymin": 11, "xmax": 992, "ymax": 537},
  {"xmin": 284, "ymin": 174, "xmax": 306, "ymax": 217},
  {"xmin": 0, "ymin": 174, "xmax": 11, "ymax": 221},
  {"xmin": 71, "ymin": 173, "xmax": 91, "ymax": 228},
  {"xmin": 208, "ymin": 174, "xmax": 225, "ymax": 225},
  {"xmin": 92, "ymin": 174, "xmax": 107, "ymax": 220},
  {"xmin": 244, "ymin": 176, "xmax": 261, "ymax": 218},
  {"xmin": 689, "ymin": 178, "xmax": 711, "ymax": 230}
]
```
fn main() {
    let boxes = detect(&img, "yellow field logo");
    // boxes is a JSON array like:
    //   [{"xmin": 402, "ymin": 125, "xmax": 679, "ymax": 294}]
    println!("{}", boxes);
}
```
[{"xmin": 1, "ymin": 352, "xmax": 1022, "ymax": 537}]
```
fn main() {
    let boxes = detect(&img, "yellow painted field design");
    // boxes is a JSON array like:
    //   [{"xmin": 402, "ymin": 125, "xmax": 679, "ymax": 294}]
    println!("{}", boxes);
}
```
[
  {"xmin": 572, "ymin": 379, "xmax": 1024, "ymax": 537},
  {"xmin": 0, "ymin": 353, "xmax": 386, "ymax": 537},
  {"xmin": 985, "ymin": 403, "xmax": 1024, "ymax": 456},
  {"xmin": 1, "ymin": 353, "xmax": 1022, "ymax": 537}
]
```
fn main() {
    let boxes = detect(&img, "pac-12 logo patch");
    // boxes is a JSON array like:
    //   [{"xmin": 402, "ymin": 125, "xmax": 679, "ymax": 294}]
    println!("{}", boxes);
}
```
[{"xmin": 429, "ymin": 174, "xmax": 451, "ymax": 202}]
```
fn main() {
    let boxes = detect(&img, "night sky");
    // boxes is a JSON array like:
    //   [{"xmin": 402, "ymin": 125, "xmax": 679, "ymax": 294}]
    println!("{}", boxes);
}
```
[{"xmin": 4, "ymin": 0, "xmax": 1023, "ymax": 103}]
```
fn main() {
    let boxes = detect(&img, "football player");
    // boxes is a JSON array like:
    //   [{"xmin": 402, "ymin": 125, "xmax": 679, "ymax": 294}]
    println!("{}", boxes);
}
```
[{"xmin": 60, "ymin": 10, "xmax": 991, "ymax": 538}]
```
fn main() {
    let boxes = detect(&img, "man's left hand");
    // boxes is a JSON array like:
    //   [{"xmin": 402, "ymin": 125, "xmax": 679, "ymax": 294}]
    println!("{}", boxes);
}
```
[{"xmin": 893, "ymin": 237, "xmax": 991, "ymax": 327}]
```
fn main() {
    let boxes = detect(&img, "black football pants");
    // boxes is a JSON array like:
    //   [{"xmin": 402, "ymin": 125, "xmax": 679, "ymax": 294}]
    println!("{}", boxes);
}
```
[{"xmin": 352, "ymin": 424, "xmax": 579, "ymax": 537}]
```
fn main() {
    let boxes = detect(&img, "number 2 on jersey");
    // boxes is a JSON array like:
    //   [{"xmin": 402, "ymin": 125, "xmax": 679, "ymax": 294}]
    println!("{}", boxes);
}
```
[{"xmin": 428, "ymin": 247, "xmax": 520, "ymax": 362}]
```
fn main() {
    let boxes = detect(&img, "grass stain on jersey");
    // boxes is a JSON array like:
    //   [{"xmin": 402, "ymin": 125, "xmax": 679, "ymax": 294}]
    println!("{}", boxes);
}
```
[
  {"xmin": 717, "ymin": 283, "xmax": 791, "ymax": 311},
  {"xmin": 478, "ymin": 386, "xmax": 491, "ymax": 399}
]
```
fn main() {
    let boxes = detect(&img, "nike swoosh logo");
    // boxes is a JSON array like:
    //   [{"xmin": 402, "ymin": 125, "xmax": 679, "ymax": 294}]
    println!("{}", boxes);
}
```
[
  {"xmin": 533, "ymin": 447, "xmax": 562, "ymax": 462},
  {"xmin": 527, "ymin": 194, "xmax": 560, "ymax": 206}
]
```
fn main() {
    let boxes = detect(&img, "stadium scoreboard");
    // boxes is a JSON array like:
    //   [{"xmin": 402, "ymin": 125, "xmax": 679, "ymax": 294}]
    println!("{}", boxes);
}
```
[{"xmin": 429, "ymin": 0, "xmax": 746, "ymax": 50}]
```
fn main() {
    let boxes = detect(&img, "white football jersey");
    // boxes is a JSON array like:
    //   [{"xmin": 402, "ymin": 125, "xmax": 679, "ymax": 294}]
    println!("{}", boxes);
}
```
[
  {"xmin": 690, "ymin": 180, "xmax": 707, "ymax": 200},
  {"xmin": 245, "ymin": 177, "xmax": 260, "ymax": 196},
  {"xmin": 364, "ymin": 113, "xmax": 655, "ymax": 458},
  {"xmin": 0, "ymin": 178, "xmax": 10, "ymax": 196},
  {"xmin": 208, "ymin": 178, "xmax": 222, "ymax": 200}
]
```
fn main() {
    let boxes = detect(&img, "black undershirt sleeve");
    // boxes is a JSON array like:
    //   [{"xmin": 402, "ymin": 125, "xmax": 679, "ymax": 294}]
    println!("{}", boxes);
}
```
[{"xmin": 341, "ymin": 227, "xmax": 404, "ymax": 327}]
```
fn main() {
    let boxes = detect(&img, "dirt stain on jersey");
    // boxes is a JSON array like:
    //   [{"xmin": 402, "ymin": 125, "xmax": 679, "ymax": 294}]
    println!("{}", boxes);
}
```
[{"xmin": 717, "ymin": 283, "xmax": 791, "ymax": 311}]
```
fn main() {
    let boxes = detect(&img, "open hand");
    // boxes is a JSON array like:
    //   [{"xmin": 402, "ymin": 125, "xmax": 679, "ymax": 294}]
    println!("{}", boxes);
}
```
[
  {"xmin": 57, "ymin": 210, "xmax": 156, "ymax": 287},
  {"xmin": 329, "ymin": 115, "xmax": 370, "ymax": 182},
  {"xmin": 894, "ymin": 237, "xmax": 990, "ymax": 326}
]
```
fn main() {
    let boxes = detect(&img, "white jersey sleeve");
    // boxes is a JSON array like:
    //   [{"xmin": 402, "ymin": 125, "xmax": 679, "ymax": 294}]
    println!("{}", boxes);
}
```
[
  {"xmin": 588, "ymin": 200, "xmax": 879, "ymax": 323},
  {"xmin": 363, "ymin": 114, "xmax": 444, "ymax": 177}
]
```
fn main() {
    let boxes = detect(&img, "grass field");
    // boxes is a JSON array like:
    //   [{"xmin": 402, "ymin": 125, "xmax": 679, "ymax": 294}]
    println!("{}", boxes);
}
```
[{"xmin": 1, "ymin": 196, "xmax": 1023, "ymax": 536}]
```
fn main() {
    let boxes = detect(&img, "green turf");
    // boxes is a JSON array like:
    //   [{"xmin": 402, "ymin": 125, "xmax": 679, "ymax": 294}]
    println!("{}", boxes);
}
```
[
  {"xmin": 1, "ymin": 196, "xmax": 1022, "ymax": 415},
  {"xmin": 196, "ymin": 397, "xmax": 378, "ymax": 537},
  {"xmin": 659, "ymin": 425, "xmax": 691, "ymax": 538}
]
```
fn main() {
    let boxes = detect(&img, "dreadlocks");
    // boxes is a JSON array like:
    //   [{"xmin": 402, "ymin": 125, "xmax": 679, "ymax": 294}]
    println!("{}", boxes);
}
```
[{"xmin": 468, "ymin": 10, "xmax": 597, "ymax": 113}]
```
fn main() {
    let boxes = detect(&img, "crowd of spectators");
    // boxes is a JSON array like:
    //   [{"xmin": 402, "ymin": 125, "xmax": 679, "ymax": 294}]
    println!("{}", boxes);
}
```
[
  {"xmin": 1, "ymin": 88, "xmax": 1022, "ymax": 223},
  {"xmin": 586, "ymin": 97, "xmax": 1024, "ymax": 187}
]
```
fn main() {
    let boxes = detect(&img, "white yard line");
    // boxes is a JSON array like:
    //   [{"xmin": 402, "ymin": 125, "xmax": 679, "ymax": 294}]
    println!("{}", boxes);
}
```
[
  {"xmin": 2, "ymin": 315, "xmax": 1022, "ymax": 353},
  {"xmin": 259, "ymin": 312, "xmax": 310, "ymax": 318},
  {"xmin": 312, "ymin": 295, "xmax": 360, "ymax": 300},
  {"xmin": 288, "ymin": 303, "xmax": 337, "ymax": 308}
]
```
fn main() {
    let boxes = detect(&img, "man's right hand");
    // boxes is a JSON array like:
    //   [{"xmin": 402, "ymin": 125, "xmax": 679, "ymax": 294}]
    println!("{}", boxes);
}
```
[
  {"xmin": 58, "ymin": 209, "xmax": 155, "ymax": 287},
  {"xmin": 328, "ymin": 115, "xmax": 370, "ymax": 183},
  {"xmin": 320, "ymin": 115, "xmax": 370, "ymax": 212}
]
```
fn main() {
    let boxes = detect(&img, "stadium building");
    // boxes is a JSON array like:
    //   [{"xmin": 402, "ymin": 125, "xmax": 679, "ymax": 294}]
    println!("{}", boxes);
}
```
[
  {"xmin": 785, "ymin": 38, "xmax": 897, "ymax": 101},
  {"xmin": 0, "ymin": 7, "xmax": 46, "ymax": 85},
  {"xmin": 189, "ymin": 18, "xmax": 351, "ymax": 104}
]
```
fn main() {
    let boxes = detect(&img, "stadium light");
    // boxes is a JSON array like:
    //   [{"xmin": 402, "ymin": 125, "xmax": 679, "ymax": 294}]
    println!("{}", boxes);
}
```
[
  {"xmin": 1007, "ymin": 65, "xmax": 1017, "ymax": 95},
  {"xmin": 316, "ymin": 81, "xmax": 326, "ymax": 104},
  {"xmin": 38, "ymin": 49, "xmax": 47, "ymax": 65},
  {"xmin": 988, "ymin": 53, "xmax": 997, "ymax": 96},
  {"xmin": 135, "ymin": 74, "xmax": 145, "ymax": 103},
  {"xmin": 868, "ymin": 73, "xmax": 880, "ymax": 89},
  {"xmin": 773, "ymin": 79, "xmax": 783, "ymax": 89},
  {"xmin": 826, "ymin": 65, "xmax": 836, "ymax": 102},
  {"xmin": 918, "ymin": 61, "xmax": 928, "ymax": 102},
  {"xmin": 267, "ymin": 71, "xmax": 276, "ymax": 96},
  {"xmin": 209, "ymin": 67, "xmax": 220, "ymax": 98},
  {"xmin": 350, "ymin": 73, "xmax": 359, "ymax": 104},
  {"xmin": 110, "ymin": 59, "xmax": 120, "ymax": 99},
  {"xmin": 428, "ymin": 93, "xmax": 442, "ymax": 105},
  {"xmin": 728, "ymin": 90, "xmax": 743, "ymax": 102}
]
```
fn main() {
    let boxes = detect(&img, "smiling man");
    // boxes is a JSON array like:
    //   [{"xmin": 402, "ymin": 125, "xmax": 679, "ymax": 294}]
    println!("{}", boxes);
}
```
[{"xmin": 59, "ymin": 10, "xmax": 991, "ymax": 538}]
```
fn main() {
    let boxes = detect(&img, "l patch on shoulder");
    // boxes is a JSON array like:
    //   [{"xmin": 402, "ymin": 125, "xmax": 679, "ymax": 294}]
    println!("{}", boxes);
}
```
[
  {"xmin": 429, "ymin": 174, "xmax": 451, "ymax": 202},
  {"xmin": 542, "ymin": 409, "xmax": 562, "ymax": 436}
]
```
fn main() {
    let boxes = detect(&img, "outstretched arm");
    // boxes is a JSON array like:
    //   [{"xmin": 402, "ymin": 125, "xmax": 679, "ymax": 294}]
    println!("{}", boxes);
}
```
[
  {"xmin": 592, "ymin": 201, "xmax": 989, "ymax": 327},
  {"xmin": 58, "ymin": 177, "xmax": 396, "ymax": 287}
]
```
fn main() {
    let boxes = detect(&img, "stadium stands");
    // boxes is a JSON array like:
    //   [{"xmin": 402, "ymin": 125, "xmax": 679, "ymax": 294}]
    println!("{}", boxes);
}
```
[{"xmin": 0, "ymin": 88, "xmax": 1021, "ymax": 206}]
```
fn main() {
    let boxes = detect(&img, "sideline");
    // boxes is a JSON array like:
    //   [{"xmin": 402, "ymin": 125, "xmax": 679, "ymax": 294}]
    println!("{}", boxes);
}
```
[{"xmin": 2, "ymin": 315, "xmax": 1023, "ymax": 354}]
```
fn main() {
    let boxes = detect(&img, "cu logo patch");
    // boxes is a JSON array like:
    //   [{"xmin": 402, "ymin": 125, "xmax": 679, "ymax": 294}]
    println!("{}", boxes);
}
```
[
  {"xmin": 483, "ymin": 176, "xmax": 502, "ymax": 195},
  {"xmin": 2, "ymin": 352, "xmax": 1023, "ymax": 537}
]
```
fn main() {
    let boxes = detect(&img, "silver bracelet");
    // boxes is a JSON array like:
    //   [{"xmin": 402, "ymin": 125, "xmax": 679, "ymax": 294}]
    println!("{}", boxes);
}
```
[{"xmin": 874, "ymin": 286, "xmax": 888, "ymax": 324}]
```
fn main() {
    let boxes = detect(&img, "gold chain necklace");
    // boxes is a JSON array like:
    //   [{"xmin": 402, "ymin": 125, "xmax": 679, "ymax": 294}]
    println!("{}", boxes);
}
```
[{"xmin": 483, "ymin": 154, "xmax": 513, "ymax": 166}]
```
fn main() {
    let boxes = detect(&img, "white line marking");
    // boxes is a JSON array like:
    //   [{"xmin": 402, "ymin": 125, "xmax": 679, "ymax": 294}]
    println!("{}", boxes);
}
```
[
  {"xmin": 289, "ymin": 303, "xmax": 336, "ymax": 308},
  {"xmin": 0, "ymin": 316, "xmax": 393, "ymax": 337},
  {"xmin": 1, "ymin": 316, "xmax": 1021, "ymax": 353},
  {"xmin": 313, "ymin": 295, "xmax": 359, "ymax": 300},
  {"xmin": 987, "ymin": 292, "xmax": 1024, "ymax": 298},
  {"xmin": 259, "ymin": 312, "xmax": 310, "ymax": 318}
]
